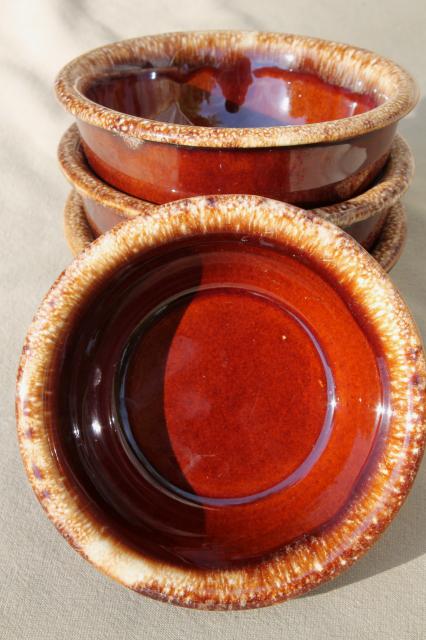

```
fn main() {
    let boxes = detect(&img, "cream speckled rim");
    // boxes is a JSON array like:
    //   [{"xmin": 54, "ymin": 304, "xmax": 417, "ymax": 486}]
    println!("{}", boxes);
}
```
[
  {"xmin": 58, "ymin": 124, "xmax": 414, "ymax": 228},
  {"xmin": 18, "ymin": 195, "xmax": 425, "ymax": 609},
  {"xmin": 55, "ymin": 31, "xmax": 419, "ymax": 149},
  {"xmin": 63, "ymin": 189, "xmax": 407, "ymax": 273}
]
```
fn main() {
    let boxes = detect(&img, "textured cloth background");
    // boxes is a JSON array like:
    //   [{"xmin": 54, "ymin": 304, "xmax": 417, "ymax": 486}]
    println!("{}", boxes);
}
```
[{"xmin": 0, "ymin": 1, "xmax": 425, "ymax": 638}]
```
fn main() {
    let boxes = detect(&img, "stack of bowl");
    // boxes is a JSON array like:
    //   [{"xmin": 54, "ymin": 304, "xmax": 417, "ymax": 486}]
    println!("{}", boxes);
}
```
[
  {"xmin": 55, "ymin": 32, "xmax": 418, "ymax": 270},
  {"xmin": 16, "ymin": 32, "xmax": 426, "ymax": 611}
]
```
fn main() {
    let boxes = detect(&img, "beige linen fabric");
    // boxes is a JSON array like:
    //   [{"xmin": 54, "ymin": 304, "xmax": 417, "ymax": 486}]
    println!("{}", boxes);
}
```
[{"xmin": 0, "ymin": 1, "xmax": 424, "ymax": 638}]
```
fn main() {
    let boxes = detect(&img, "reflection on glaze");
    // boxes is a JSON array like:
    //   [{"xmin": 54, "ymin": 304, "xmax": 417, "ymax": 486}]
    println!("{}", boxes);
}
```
[
  {"xmin": 119, "ymin": 286, "xmax": 336, "ymax": 506},
  {"xmin": 86, "ymin": 58, "xmax": 377, "ymax": 128},
  {"xmin": 51, "ymin": 235, "xmax": 387, "ymax": 567}
]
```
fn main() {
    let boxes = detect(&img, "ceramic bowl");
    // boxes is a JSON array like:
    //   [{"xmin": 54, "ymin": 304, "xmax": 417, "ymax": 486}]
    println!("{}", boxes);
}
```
[
  {"xmin": 18, "ymin": 195, "xmax": 425, "ymax": 609},
  {"xmin": 63, "ymin": 189, "xmax": 407, "ymax": 272},
  {"xmin": 55, "ymin": 32, "xmax": 418, "ymax": 206},
  {"xmin": 59, "ymin": 124, "xmax": 413, "ymax": 249}
]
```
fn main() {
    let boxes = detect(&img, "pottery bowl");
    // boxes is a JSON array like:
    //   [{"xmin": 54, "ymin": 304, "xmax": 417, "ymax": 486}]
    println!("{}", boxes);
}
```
[
  {"xmin": 55, "ymin": 32, "xmax": 418, "ymax": 206},
  {"xmin": 59, "ymin": 123, "xmax": 413, "ymax": 249},
  {"xmin": 18, "ymin": 195, "xmax": 425, "ymax": 609}
]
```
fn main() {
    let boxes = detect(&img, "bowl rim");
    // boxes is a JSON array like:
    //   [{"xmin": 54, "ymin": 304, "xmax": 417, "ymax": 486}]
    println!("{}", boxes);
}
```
[
  {"xmin": 18, "ymin": 195, "xmax": 425, "ymax": 609},
  {"xmin": 63, "ymin": 188, "xmax": 407, "ymax": 273},
  {"xmin": 55, "ymin": 31, "xmax": 419, "ymax": 149},
  {"xmin": 59, "ymin": 123, "xmax": 414, "ymax": 227}
]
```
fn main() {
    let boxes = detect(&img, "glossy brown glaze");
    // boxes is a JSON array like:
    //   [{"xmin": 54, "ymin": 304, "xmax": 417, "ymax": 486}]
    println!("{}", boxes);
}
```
[
  {"xmin": 19, "ymin": 196, "xmax": 425, "ymax": 608},
  {"xmin": 85, "ymin": 62, "xmax": 377, "ymax": 128},
  {"xmin": 56, "ymin": 32, "xmax": 418, "ymax": 205},
  {"xmin": 82, "ymin": 197, "xmax": 123, "ymax": 235},
  {"xmin": 78, "ymin": 109, "xmax": 394, "ymax": 206},
  {"xmin": 51, "ymin": 234, "xmax": 384, "ymax": 566},
  {"xmin": 347, "ymin": 209, "xmax": 388, "ymax": 248},
  {"xmin": 58, "ymin": 125, "xmax": 414, "ymax": 248}
]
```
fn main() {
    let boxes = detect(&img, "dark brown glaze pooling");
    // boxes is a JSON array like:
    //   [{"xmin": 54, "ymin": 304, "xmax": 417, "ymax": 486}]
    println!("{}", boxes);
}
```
[
  {"xmin": 85, "ymin": 60, "xmax": 377, "ymax": 128},
  {"xmin": 50, "ymin": 234, "xmax": 387, "ymax": 568}
]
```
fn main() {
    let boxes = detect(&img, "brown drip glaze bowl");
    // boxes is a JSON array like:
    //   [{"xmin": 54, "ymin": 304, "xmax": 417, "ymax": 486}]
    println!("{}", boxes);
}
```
[
  {"xmin": 59, "ymin": 124, "xmax": 413, "ymax": 249},
  {"xmin": 55, "ymin": 32, "xmax": 418, "ymax": 206},
  {"xmin": 18, "ymin": 195, "xmax": 425, "ymax": 609}
]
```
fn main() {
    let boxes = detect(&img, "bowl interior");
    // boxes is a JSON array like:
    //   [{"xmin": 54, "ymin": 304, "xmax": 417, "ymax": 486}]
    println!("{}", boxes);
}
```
[
  {"xmin": 84, "ymin": 52, "xmax": 380, "ymax": 128},
  {"xmin": 50, "ymin": 228, "xmax": 388, "ymax": 568},
  {"xmin": 57, "ymin": 33, "xmax": 419, "ymax": 149}
]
